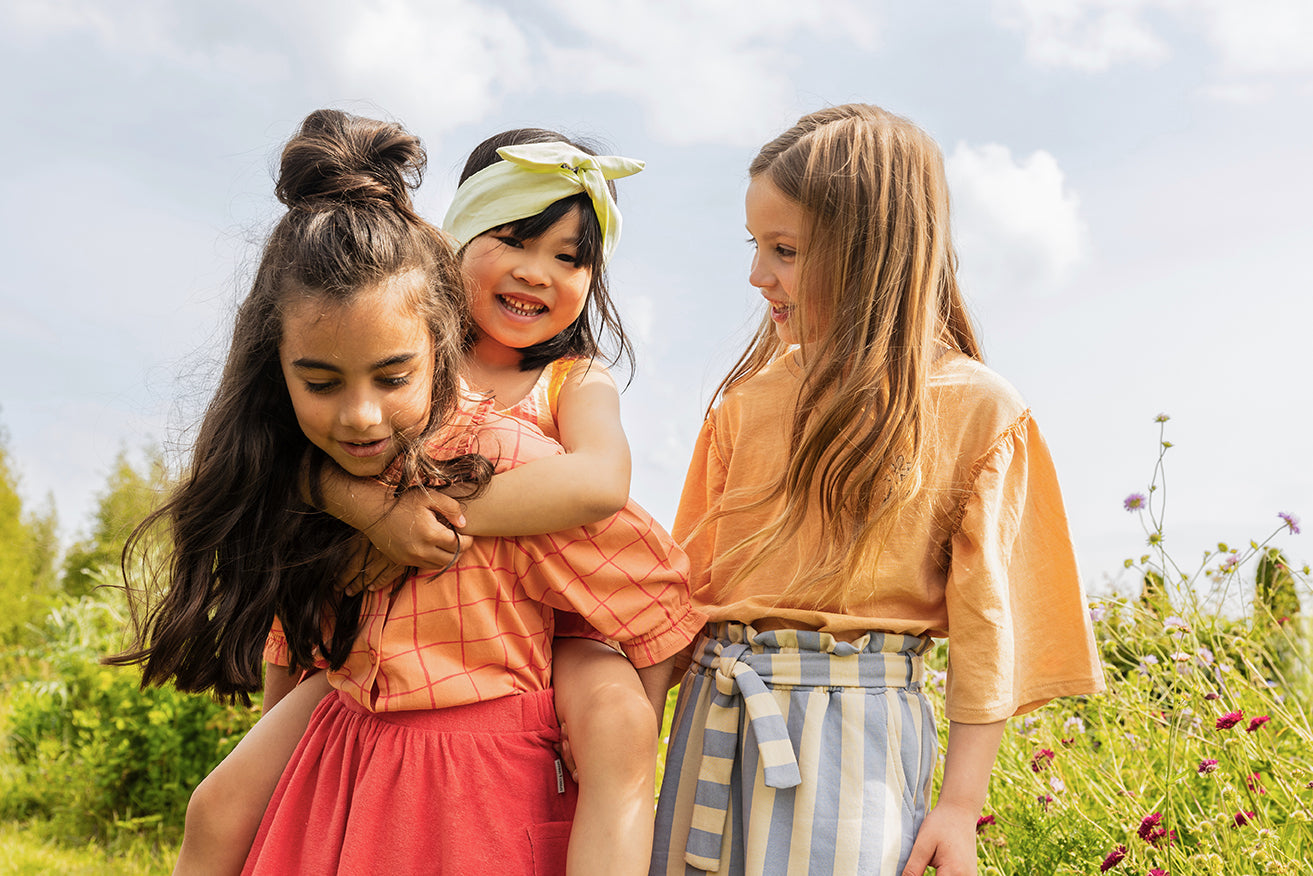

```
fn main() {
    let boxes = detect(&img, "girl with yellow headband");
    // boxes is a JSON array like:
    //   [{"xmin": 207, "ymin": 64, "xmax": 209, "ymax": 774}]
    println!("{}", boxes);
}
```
[{"xmin": 163, "ymin": 124, "xmax": 700, "ymax": 875}]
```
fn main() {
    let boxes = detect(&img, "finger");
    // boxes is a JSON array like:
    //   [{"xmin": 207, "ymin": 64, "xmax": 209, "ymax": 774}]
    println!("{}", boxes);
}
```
[{"xmin": 900, "ymin": 840, "xmax": 933, "ymax": 876}]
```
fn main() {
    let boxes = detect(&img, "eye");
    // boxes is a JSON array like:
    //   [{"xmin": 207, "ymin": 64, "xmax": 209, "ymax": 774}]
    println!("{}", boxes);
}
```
[
  {"xmin": 745, "ymin": 237, "xmax": 758, "ymax": 248},
  {"xmin": 377, "ymin": 374, "xmax": 412, "ymax": 388},
  {"xmin": 556, "ymin": 251, "xmax": 580, "ymax": 266},
  {"xmin": 303, "ymin": 380, "xmax": 336, "ymax": 394},
  {"xmin": 493, "ymin": 233, "xmax": 523, "ymax": 249},
  {"xmin": 775, "ymin": 245, "xmax": 796, "ymax": 259}
]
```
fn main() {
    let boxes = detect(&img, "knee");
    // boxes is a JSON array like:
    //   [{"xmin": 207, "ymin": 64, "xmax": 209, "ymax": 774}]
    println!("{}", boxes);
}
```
[
  {"xmin": 570, "ymin": 683, "xmax": 659, "ymax": 771},
  {"xmin": 184, "ymin": 765, "xmax": 262, "ymax": 848}
]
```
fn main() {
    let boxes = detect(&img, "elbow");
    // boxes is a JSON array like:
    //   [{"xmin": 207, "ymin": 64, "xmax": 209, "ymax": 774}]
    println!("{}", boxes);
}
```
[{"xmin": 584, "ymin": 485, "xmax": 629, "ymax": 521}]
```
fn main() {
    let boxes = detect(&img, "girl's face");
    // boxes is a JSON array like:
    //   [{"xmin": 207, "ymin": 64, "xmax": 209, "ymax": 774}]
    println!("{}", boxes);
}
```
[
  {"xmin": 279, "ymin": 272, "xmax": 434, "ymax": 478},
  {"xmin": 745, "ymin": 177, "xmax": 807, "ymax": 346},
  {"xmin": 461, "ymin": 206, "xmax": 592, "ymax": 357}
]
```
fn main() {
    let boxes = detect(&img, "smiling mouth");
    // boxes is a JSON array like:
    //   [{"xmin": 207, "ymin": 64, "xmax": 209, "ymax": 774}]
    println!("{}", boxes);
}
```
[
  {"xmin": 769, "ymin": 302, "xmax": 794, "ymax": 320},
  {"xmin": 498, "ymin": 295, "xmax": 547, "ymax": 317},
  {"xmin": 340, "ymin": 438, "xmax": 389, "ymax": 458}
]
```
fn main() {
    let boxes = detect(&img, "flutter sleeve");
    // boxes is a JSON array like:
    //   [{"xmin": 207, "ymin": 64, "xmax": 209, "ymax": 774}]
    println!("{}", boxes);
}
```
[
  {"xmin": 672, "ymin": 415, "xmax": 727, "ymax": 597},
  {"xmin": 943, "ymin": 412, "xmax": 1105, "ymax": 723}
]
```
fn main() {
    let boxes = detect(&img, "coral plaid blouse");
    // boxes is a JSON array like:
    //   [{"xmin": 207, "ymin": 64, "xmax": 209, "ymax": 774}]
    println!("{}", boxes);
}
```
[{"xmin": 266, "ymin": 379, "xmax": 703, "ymax": 713}]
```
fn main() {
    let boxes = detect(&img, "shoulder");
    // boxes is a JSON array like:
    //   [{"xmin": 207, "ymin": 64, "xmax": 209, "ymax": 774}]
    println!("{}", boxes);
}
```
[
  {"xmin": 715, "ymin": 351, "xmax": 800, "ymax": 425},
  {"xmin": 930, "ymin": 352, "xmax": 1029, "ymax": 438}
]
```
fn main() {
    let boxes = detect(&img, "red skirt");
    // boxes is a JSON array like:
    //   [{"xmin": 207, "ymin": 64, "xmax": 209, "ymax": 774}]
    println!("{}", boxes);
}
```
[{"xmin": 242, "ymin": 689, "xmax": 577, "ymax": 875}]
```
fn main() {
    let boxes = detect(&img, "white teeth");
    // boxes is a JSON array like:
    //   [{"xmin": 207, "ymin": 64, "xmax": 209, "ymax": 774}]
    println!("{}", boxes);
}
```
[{"xmin": 499, "ymin": 295, "xmax": 546, "ymax": 316}]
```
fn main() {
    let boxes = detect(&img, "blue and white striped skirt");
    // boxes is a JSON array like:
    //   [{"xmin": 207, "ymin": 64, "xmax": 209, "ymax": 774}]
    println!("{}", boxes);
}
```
[{"xmin": 651, "ymin": 622, "xmax": 937, "ymax": 875}]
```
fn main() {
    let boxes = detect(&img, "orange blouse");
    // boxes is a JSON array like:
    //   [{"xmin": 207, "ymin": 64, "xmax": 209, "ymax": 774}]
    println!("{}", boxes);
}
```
[
  {"xmin": 674, "ymin": 350, "xmax": 1104, "ymax": 723},
  {"xmin": 267, "ymin": 393, "xmax": 703, "ymax": 712}
]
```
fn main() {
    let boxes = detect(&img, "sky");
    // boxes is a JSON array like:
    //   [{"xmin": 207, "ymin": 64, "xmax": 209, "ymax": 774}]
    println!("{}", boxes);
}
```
[{"xmin": 1, "ymin": 0, "xmax": 1309, "ymax": 596}]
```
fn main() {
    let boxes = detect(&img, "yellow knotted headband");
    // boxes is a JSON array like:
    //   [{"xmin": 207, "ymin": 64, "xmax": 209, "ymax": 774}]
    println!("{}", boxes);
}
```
[{"xmin": 442, "ymin": 142, "xmax": 644, "ymax": 264}]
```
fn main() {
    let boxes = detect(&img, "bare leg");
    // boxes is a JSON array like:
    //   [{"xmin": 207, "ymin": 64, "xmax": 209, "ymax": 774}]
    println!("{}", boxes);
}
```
[
  {"xmin": 173, "ymin": 671, "xmax": 333, "ymax": 876},
  {"xmin": 553, "ymin": 638, "xmax": 659, "ymax": 876}
]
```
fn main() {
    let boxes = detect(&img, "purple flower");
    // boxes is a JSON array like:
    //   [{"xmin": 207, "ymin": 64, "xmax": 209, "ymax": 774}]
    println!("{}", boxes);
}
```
[
  {"xmin": 1148, "ymin": 869, "xmax": 1168, "ymax": 876},
  {"xmin": 1204, "ymin": 692, "xmax": 1220, "ymax": 700},
  {"xmin": 1100, "ymin": 845, "xmax": 1127, "ymax": 871},
  {"xmin": 1216, "ymin": 710, "xmax": 1244, "ymax": 730},
  {"xmin": 1031, "ymin": 748, "xmax": 1055, "ymax": 772},
  {"xmin": 1246, "ymin": 715, "xmax": 1271, "ymax": 732},
  {"xmin": 1197, "ymin": 759, "xmax": 1219, "ymax": 774},
  {"xmin": 1278, "ymin": 512, "xmax": 1301, "ymax": 535},
  {"xmin": 1124, "ymin": 493, "xmax": 1148, "ymax": 512},
  {"xmin": 1247, "ymin": 772, "xmax": 1266, "ymax": 794},
  {"xmin": 975, "ymin": 814, "xmax": 995, "ymax": 834},
  {"xmin": 1233, "ymin": 810, "xmax": 1256, "ymax": 827}
]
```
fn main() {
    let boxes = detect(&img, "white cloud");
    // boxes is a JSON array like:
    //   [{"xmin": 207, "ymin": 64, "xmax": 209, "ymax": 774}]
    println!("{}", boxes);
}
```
[
  {"xmin": 536, "ymin": 0, "xmax": 883, "ymax": 146},
  {"xmin": 946, "ymin": 142, "xmax": 1087, "ymax": 299},
  {"xmin": 993, "ymin": 0, "xmax": 1172, "ymax": 71},
  {"xmin": 1197, "ymin": 0, "xmax": 1313, "ymax": 76}
]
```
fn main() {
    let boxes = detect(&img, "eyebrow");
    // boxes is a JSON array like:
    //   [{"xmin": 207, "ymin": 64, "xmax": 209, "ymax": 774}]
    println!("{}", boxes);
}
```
[{"xmin": 290, "ymin": 353, "xmax": 420, "ymax": 372}]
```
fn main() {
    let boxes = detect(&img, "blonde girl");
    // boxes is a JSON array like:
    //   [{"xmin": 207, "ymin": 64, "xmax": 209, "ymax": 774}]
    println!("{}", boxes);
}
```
[{"xmin": 650, "ymin": 104, "xmax": 1105, "ymax": 876}]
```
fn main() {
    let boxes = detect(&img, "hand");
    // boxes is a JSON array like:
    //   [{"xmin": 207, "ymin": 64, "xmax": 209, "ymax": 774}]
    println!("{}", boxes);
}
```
[
  {"xmin": 556, "ymin": 721, "xmax": 579, "ymax": 780},
  {"xmin": 338, "ymin": 539, "xmax": 407, "ymax": 596},
  {"xmin": 901, "ymin": 801, "xmax": 980, "ymax": 876},
  {"xmin": 360, "ymin": 487, "xmax": 472, "ymax": 569}
]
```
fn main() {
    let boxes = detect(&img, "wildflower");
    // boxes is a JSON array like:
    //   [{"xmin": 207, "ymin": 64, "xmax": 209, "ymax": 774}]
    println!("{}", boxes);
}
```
[
  {"xmin": 1064, "ymin": 715, "xmax": 1086, "ymax": 734},
  {"xmin": 1124, "ymin": 493, "xmax": 1148, "ymax": 512},
  {"xmin": 1219, "ymin": 553, "xmax": 1240, "ymax": 574},
  {"xmin": 1246, "ymin": 715, "xmax": 1271, "ymax": 732},
  {"xmin": 1277, "ymin": 511, "xmax": 1301, "ymax": 535},
  {"xmin": 1163, "ymin": 616, "xmax": 1188, "ymax": 630},
  {"xmin": 1018, "ymin": 715, "xmax": 1041, "ymax": 736},
  {"xmin": 1031, "ymin": 749, "xmax": 1055, "ymax": 772},
  {"xmin": 975, "ymin": 814, "xmax": 995, "ymax": 833},
  {"xmin": 1141, "ymin": 654, "xmax": 1160, "ymax": 666},
  {"xmin": 1154, "ymin": 413, "xmax": 1170, "ymax": 422},
  {"xmin": 1197, "ymin": 647, "xmax": 1214, "ymax": 666},
  {"xmin": 1050, "ymin": 776, "xmax": 1066, "ymax": 794},
  {"xmin": 1204, "ymin": 691, "xmax": 1220, "ymax": 700},
  {"xmin": 1147, "ymin": 532, "xmax": 1163, "ymax": 546},
  {"xmin": 1216, "ymin": 710, "xmax": 1244, "ymax": 730},
  {"xmin": 1246, "ymin": 772, "xmax": 1265, "ymax": 794},
  {"xmin": 1100, "ymin": 844, "xmax": 1127, "ymax": 871},
  {"xmin": 1038, "ymin": 793, "xmax": 1054, "ymax": 810},
  {"xmin": 1233, "ymin": 810, "xmax": 1255, "ymax": 827},
  {"xmin": 1148, "ymin": 870, "xmax": 1167, "ymax": 876},
  {"xmin": 1137, "ymin": 812, "xmax": 1163, "ymax": 841},
  {"xmin": 1090, "ymin": 604, "xmax": 1107, "ymax": 623},
  {"xmin": 1198, "ymin": 759, "xmax": 1219, "ymax": 774}
]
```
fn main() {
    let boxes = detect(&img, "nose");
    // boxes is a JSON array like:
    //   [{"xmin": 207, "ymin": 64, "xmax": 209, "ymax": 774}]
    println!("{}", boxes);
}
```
[
  {"xmin": 510, "ymin": 251, "xmax": 550, "ymax": 287},
  {"xmin": 748, "ymin": 249, "xmax": 772, "ymax": 290},
  {"xmin": 338, "ymin": 387, "xmax": 383, "ymax": 431}
]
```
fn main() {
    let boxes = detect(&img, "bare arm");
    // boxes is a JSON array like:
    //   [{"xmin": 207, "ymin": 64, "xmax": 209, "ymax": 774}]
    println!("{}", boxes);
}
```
[
  {"xmin": 459, "ymin": 362, "xmax": 632, "ymax": 537},
  {"xmin": 262, "ymin": 662, "xmax": 300, "ymax": 715},
  {"xmin": 901, "ymin": 718, "xmax": 1006, "ymax": 876},
  {"xmin": 315, "ymin": 466, "xmax": 469, "ymax": 569}
]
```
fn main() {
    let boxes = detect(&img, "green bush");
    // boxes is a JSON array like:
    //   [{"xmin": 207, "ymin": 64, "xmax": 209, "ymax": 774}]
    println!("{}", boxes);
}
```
[{"xmin": 1, "ymin": 589, "xmax": 259, "ymax": 842}]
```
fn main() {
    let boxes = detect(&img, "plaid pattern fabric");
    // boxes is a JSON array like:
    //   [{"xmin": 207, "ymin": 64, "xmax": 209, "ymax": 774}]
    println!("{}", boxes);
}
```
[
  {"xmin": 652, "ymin": 622, "xmax": 936, "ymax": 875},
  {"xmin": 266, "ymin": 383, "xmax": 702, "ymax": 712}
]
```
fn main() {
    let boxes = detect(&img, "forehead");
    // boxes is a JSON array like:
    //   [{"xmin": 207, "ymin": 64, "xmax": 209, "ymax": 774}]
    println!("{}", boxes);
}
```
[
  {"xmin": 280, "ymin": 274, "xmax": 431, "ymax": 357},
  {"xmin": 745, "ymin": 178, "xmax": 802, "ymax": 237}
]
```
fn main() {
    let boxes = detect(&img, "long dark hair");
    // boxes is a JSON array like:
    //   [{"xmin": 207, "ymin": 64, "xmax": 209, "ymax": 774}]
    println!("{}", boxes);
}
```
[
  {"xmin": 108, "ymin": 109, "xmax": 492, "ymax": 700},
  {"xmin": 457, "ymin": 128, "xmax": 634, "ymax": 378}
]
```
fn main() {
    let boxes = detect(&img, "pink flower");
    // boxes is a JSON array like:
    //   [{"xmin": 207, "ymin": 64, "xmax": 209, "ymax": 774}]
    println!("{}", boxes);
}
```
[
  {"xmin": 1031, "ymin": 748, "xmax": 1055, "ymax": 772},
  {"xmin": 1038, "ymin": 793, "xmax": 1054, "ymax": 810},
  {"xmin": 1277, "ymin": 512, "xmax": 1301, "ymax": 535},
  {"xmin": 1246, "ymin": 715, "xmax": 1271, "ymax": 732},
  {"xmin": 976, "ymin": 815, "xmax": 995, "ymax": 834},
  {"xmin": 1216, "ymin": 710, "xmax": 1244, "ymax": 730},
  {"xmin": 1100, "ymin": 845, "xmax": 1127, "ymax": 871},
  {"xmin": 1197, "ymin": 759, "xmax": 1219, "ymax": 774},
  {"xmin": 1233, "ymin": 810, "xmax": 1256, "ymax": 827},
  {"xmin": 1124, "ymin": 493, "xmax": 1148, "ymax": 512},
  {"xmin": 1247, "ymin": 773, "xmax": 1266, "ymax": 794},
  {"xmin": 1148, "ymin": 870, "xmax": 1168, "ymax": 876},
  {"xmin": 1136, "ymin": 812, "xmax": 1162, "ymax": 841}
]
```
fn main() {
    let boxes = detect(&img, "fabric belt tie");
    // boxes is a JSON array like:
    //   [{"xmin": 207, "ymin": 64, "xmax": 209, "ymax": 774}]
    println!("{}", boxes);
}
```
[{"xmin": 685, "ymin": 640, "xmax": 801, "ymax": 871}]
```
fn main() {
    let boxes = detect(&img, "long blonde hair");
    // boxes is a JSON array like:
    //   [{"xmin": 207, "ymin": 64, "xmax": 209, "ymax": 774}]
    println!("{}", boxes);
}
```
[{"xmin": 710, "ymin": 103, "xmax": 981, "ymax": 608}]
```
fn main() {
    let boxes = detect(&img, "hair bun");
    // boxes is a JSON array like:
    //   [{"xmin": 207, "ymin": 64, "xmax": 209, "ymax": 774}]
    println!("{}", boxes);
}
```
[{"xmin": 275, "ymin": 109, "xmax": 426, "ymax": 213}]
